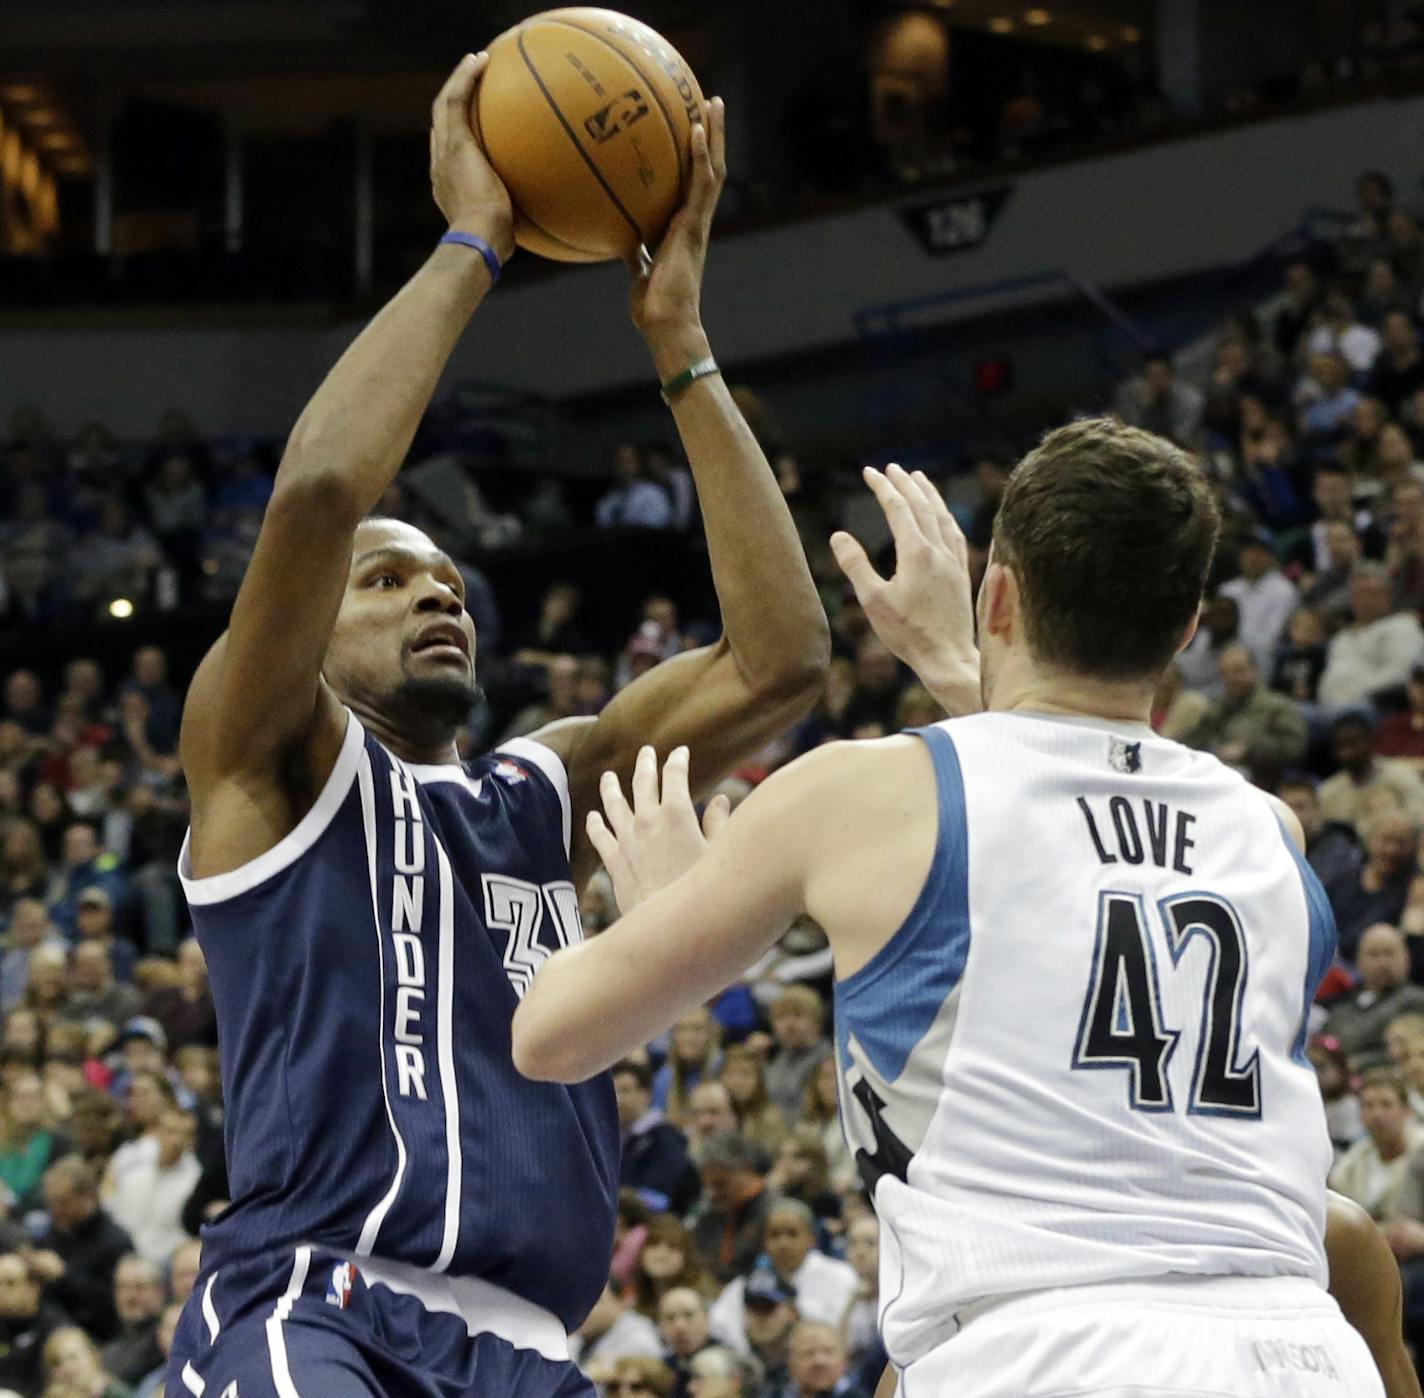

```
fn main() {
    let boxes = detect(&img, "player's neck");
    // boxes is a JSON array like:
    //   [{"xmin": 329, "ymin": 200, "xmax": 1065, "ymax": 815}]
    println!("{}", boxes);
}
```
[
  {"xmin": 354, "ymin": 704, "xmax": 461, "ymax": 766},
  {"xmin": 990, "ymin": 661, "xmax": 1155, "ymax": 727}
]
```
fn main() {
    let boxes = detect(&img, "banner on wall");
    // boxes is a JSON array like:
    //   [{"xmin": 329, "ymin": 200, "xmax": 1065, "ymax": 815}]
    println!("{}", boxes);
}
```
[{"xmin": 898, "ymin": 185, "xmax": 1013, "ymax": 255}]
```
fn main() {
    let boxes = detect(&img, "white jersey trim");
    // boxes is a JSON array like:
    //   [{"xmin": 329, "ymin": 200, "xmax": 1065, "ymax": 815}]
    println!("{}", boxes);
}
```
[
  {"xmin": 264, "ymin": 1244, "xmax": 311, "ymax": 1398},
  {"xmin": 497, "ymin": 738, "xmax": 572, "ymax": 857},
  {"xmin": 346, "ymin": 1250, "xmax": 571, "ymax": 1361},
  {"xmin": 179, "ymin": 1362, "xmax": 205, "ymax": 1395},
  {"xmin": 178, "ymin": 710, "xmax": 365, "ymax": 906},
  {"xmin": 201, "ymin": 1272, "xmax": 220, "ymax": 1342},
  {"xmin": 431, "ymin": 840, "xmax": 463, "ymax": 1273},
  {"xmin": 354, "ymin": 754, "xmax": 408, "ymax": 1258}
]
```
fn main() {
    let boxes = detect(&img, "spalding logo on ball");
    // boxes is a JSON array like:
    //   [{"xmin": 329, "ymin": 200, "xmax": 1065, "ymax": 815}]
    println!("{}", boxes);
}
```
[{"xmin": 474, "ymin": 7, "xmax": 705, "ymax": 263}]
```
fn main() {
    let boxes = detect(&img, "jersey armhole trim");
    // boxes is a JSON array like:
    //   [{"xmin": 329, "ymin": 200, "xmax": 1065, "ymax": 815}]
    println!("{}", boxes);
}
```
[
  {"xmin": 177, "ymin": 709, "xmax": 366, "ymax": 906},
  {"xmin": 495, "ymin": 737, "xmax": 572, "ymax": 857}
]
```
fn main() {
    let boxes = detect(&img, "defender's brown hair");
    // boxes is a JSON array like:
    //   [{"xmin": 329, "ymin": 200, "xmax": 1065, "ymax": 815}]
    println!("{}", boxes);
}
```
[{"xmin": 993, "ymin": 417, "xmax": 1220, "ymax": 679}]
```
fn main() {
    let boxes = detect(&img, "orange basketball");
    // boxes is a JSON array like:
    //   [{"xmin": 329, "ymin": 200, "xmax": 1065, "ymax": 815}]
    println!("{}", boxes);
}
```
[{"xmin": 474, "ymin": 8, "xmax": 704, "ymax": 263}]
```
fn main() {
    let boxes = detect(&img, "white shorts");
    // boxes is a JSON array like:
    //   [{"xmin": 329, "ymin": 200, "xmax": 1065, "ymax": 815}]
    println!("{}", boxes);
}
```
[{"xmin": 895, "ymin": 1275, "xmax": 1384, "ymax": 1398}]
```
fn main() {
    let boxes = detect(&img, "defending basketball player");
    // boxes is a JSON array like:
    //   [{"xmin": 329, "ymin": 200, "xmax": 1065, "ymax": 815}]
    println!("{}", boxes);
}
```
[
  {"xmin": 168, "ymin": 54, "xmax": 827, "ymax": 1398},
  {"xmin": 516, "ymin": 420, "xmax": 1388, "ymax": 1397}
]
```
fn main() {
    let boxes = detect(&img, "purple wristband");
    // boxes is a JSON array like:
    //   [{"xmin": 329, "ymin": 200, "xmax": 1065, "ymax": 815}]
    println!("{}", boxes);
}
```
[{"xmin": 440, "ymin": 230, "xmax": 502, "ymax": 285}]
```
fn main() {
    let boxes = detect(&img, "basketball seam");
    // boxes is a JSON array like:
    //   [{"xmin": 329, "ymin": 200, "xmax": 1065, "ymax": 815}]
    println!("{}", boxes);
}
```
[
  {"xmin": 516, "ymin": 29, "xmax": 646, "ymax": 246},
  {"xmin": 476, "ymin": 80, "xmax": 602, "ymax": 258},
  {"xmin": 543, "ymin": 17, "xmax": 687, "ymax": 184}
]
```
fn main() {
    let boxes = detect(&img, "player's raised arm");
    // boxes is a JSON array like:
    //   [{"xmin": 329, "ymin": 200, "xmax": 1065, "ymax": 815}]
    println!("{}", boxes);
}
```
[
  {"xmin": 1325, "ymin": 1191, "xmax": 1422, "ymax": 1398},
  {"xmin": 181, "ymin": 55, "xmax": 512, "ymax": 806},
  {"xmin": 528, "ymin": 100, "xmax": 829, "ymax": 886}
]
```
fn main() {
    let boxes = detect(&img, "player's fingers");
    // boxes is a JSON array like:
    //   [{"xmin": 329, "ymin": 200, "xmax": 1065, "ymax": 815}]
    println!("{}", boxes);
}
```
[
  {"xmin": 913, "ymin": 469, "xmax": 967, "ymax": 561},
  {"xmin": 707, "ymin": 96, "xmax": 727, "ymax": 185},
  {"xmin": 599, "ymin": 768, "xmax": 635, "ymax": 839},
  {"xmin": 432, "ymin": 53, "xmax": 478, "ymax": 146},
  {"xmin": 683, "ymin": 116, "xmax": 714, "ymax": 219},
  {"xmin": 661, "ymin": 745, "xmax": 693, "ymax": 813},
  {"xmin": 630, "ymin": 744, "xmax": 659, "ymax": 816},
  {"xmin": 830, "ymin": 530, "xmax": 884, "ymax": 605},
  {"xmin": 864, "ymin": 467, "xmax": 925, "ymax": 562},
  {"xmin": 585, "ymin": 810, "xmax": 620, "ymax": 868},
  {"xmin": 886, "ymin": 463, "xmax": 939, "ymax": 548},
  {"xmin": 702, "ymin": 792, "xmax": 732, "ymax": 841}
]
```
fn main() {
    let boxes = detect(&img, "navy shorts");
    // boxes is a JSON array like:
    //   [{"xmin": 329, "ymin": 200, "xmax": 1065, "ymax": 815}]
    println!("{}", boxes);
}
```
[{"xmin": 169, "ymin": 1244, "xmax": 594, "ymax": 1397}]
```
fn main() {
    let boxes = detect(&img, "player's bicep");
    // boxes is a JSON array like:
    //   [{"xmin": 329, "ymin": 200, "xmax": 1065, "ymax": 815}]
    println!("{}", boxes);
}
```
[{"xmin": 183, "ymin": 479, "xmax": 359, "ymax": 779}]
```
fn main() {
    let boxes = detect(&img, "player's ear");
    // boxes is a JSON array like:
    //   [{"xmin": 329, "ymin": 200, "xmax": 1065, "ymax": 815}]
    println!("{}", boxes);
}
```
[
  {"xmin": 1175, "ymin": 607, "xmax": 1201, "ymax": 657},
  {"xmin": 980, "ymin": 560, "xmax": 1018, "ymax": 644}
]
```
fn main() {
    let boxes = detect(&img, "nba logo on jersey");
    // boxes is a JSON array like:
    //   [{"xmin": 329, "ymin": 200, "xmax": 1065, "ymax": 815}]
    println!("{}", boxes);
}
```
[
  {"xmin": 1108, "ymin": 737, "xmax": 1142, "ymax": 774},
  {"xmin": 325, "ymin": 1262, "xmax": 357, "ymax": 1310},
  {"xmin": 493, "ymin": 759, "xmax": 528, "ymax": 786}
]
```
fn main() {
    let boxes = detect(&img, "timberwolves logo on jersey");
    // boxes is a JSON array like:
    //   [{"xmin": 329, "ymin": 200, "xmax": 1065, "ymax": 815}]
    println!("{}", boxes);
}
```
[{"xmin": 1109, "ymin": 737, "xmax": 1142, "ymax": 774}]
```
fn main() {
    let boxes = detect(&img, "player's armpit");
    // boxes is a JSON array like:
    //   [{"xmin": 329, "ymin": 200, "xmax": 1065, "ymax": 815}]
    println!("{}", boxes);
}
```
[
  {"xmin": 1325, "ymin": 1190, "xmax": 1423, "ymax": 1398},
  {"xmin": 533, "ymin": 639, "xmax": 824, "ymax": 887}
]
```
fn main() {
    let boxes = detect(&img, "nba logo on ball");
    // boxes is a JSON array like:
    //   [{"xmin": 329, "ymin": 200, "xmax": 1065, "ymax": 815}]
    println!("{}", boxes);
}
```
[
  {"xmin": 1109, "ymin": 738, "xmax": 1143, "ymax": 775},
  {"xmin": 585, "ymin": 90, "xmax": 650, "ymax": 143},
  {"xmin": 325, "ymin": 1262, "xmax": 357, "ymax": 1310}
]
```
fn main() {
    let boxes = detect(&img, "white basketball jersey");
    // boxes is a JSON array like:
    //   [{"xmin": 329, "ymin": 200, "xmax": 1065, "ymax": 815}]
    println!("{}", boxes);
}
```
[{"xmin": 834, "ymin": 712, "xmax": 1336, "ymax": 1369}]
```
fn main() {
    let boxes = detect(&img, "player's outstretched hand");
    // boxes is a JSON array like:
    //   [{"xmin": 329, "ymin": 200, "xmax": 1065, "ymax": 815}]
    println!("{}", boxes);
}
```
[
  {"xmin": 587, "ymin": 745, "xmax": 731, "ymax": 915},
  {"xmin": 431, "ymin": 52, "xmax": 515, "ymax": 263},
  {"xmin": 628, "ymin": 97, "xmax": 727, "ymax": 341},
  {"xmin": 831, "ymin": 464, "xmax": 982, "ymax": 718}
]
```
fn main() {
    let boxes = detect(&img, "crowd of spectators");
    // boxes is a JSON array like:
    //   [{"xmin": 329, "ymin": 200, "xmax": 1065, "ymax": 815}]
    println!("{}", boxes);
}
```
[{"xmin": 13, "ymin": 158, "xmax": 1424, "ymax": 1393}]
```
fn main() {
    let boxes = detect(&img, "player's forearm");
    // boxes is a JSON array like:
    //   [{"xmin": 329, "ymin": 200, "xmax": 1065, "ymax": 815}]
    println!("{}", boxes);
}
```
[
  {"xmin": 275, "ymin": 239, "xmax": 496, "ymax": 516},
  {"xmin": 651, "ymin": 325, "xmax": 829, "ymax": 696}
]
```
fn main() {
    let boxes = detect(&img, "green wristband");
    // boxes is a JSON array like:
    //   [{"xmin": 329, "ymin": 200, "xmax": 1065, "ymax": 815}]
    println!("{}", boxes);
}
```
[{"xmin": 660, "ymin": 356, "xmax": 720, "ymax": 403}]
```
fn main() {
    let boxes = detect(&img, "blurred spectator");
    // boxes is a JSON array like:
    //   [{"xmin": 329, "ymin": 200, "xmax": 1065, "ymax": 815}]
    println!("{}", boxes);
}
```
[
  {"xmin": 1370, "ymin": 311, "xmax": 1424, "ymax": 416},
  {"xmin": 1176, "ymin": 595, "xmax": 1240, "ymax": 701},
  {"xmin": 1378, "ymin": 667, "xmax": 1424, "ymax": 758},
  {"xmin": 615, "ymin": 1060, "xmax": 701, "ymax": 1217},
  {"xmin": 765, "ymin": 990, "xmax": 831, "ymax": 1127},
  {"xmin": 1272, "ymin": 262, "xmax": 1322, "ymax": 359},
  {"xmin": 1331, "ymin": 813, "xmax": 1419, "ymax": 962},
  {"xmin": 657, "ymin": 1286, "xmax": 716, "ymax": 1394},
  {"xmin": 3, "ymin": 676, "xmax": 48, "ymax": 740},
  {"xmin": 0, "ymin": 1250, "xmax": 67, "ymax": 1396},
  {"xmin": 1220, "ymin": 536, "xmax": 1298, "ymax": 674},
  {"xmin": 1278, "ymin": 777, "xmax": 1361, "ymax": 900},
  {"xmin": 48, "ymin": 829, "xmax": 125, "ymax": 944},
  {"xmin": 686, "ymin": 1084, "xmax": 739, "ymax": 1166},
  {"xmin": 1318, "ymin": 715, "xmax": 1424, "ymax": 829},
  {"xmin": 1114, "ymin": 354, "xmax": 1204, "ymax": 447},
  {"xmin": 69, "ymin": 500, "xmax": 161, "ymax": 612},
  {"xmin": 597, "ymin": 445, "xmax": 674, "ymax": 530},
  {"xmin": 685, "ymin": 1344, "xmax": 757, "ymax": 1398},
  {"xmin": 131, "ymin": 1301, "xmax": 180, "ymax": 1398},
  {"xmin": 1318, "ymin": 565, "xmax": 1424, "ymax": 708},
  {"xmin": 167, "ymin": 1240, "xmax": 201, "ymax": 1307},
  {"xmin": 571, "ymin": 1278, "xmax": 664, "ymax": 1381},
  {"xmin": 31, "ymin": 1156, "xmax": 133, "ymax": 1341},
  {"xmin": 785, "ymin": 1321, "xmax": 871, "ymax": 1398},
  {"xmin": 40, "ymin": 1324, "xmax": 130, "ymax": 1397},
  {"xmin": 766, "ymin": 1131, "xmax": 841, "ymax": 1233},
  {"xmin": 1151, "ymin": 664, "xmax": 1209, "ymax": 740},
  {"xmin": 71, "ymin": 895, "xmax": 137, "ymax": 989},
  {"xmin": 1325, "ymin": 925, "xmax": 1424, "ymax": 1068},
  {"xmin": 635, "ymin": 1216, "xmax": 716, "ymax": 1319},
  {"xmin": 140, "ymin": 942, "xmax": 213, "ymax": 1051},
  {"xmin": 59, "ymin": 946, "xmax": 141, "ymax": 1035},
  {"xmin": 710, "ymin": 1202, "xmax": 856, "ymax": 1350},
  {"xmin": 800, "ymin": 1058, "xmax": 856, "ymax": 1196},
  {"xmin": 712, "ymin": 1262, "xmax": 797, "ymax": 1394},
  {"xmin": 1309, "ymin": 1035, "xmax": 1364, "ymax": 1157},
  {"xmin": 653, "ymin": 1010, "xmax": 723, "ymax": 1126},
  {"xmin": 117, "ymin": 651, "xmax": 179, "ymax": 762},
  {"xmin": 606, "ymin": 1355, "xmax": 677, "ymax": 1398},
  {"xmin": 718, "ymin": 1049, "xmax": 789, "ymax": 1161},
  {"xmin": 1331, "ymin": 1069, "xmax": 1424, "ymax": 1221},
  {"xmin": 104, "ymin": 1105, "xmax": 198, "ymax": 1267},
  {"xmin": 0, "ymin": 1072, "xmax": 70, "ymax": 1213},
  {"xmin": 1297, "ymin": 353, "xmax": 1363, "ymax": 461},
  {"xmin": 1306, "ymin": 293, "xmax": 1383, "ymax": 375},
  {"xmin": 1273, "ymin": 607, "xmax": 1331, "ymax": 701},
  {"xmin": 0, "ymin": 902, "xmax": 64, "ymax": 1012},
  {"xmin": 693, "ymin": 1135, "xmax": 780, "ymax": 1285},
  {"xmin": 839, "ymin": 1216, "xmax": 880, "ymax": 1369},
  {"xmin": 1183, "ymin": 644, "xmax": 1306, "ymax": 776},
  {"xmin": 99, "ymin": 1255, "xmax": 164, "ymax": 1385}
]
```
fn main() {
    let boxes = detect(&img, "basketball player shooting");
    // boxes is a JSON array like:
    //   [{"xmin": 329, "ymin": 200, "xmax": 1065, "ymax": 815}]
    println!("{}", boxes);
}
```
[
  {"xmin": 516, "ymin": 422, "xmax": 1393, "ymax": 1397},
  {"xmin": 167, "ymin": 54, "xmax": 827, "ymax": 1398}
]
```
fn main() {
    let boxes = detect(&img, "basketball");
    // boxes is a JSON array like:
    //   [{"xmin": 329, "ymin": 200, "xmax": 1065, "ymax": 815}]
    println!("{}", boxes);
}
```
[{"xmin": 474, "ymin": 8, "xmax": 704, "ymax": 264}]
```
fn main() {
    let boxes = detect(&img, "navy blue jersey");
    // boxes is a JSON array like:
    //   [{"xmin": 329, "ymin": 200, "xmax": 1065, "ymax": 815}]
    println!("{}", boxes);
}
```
[{"xmin": 179, "ymin": 712, "xmax": 618, "ymax": 1331}]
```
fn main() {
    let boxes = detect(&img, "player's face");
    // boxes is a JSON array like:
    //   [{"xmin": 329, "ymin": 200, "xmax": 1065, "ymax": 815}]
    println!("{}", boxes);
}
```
[{"xmin": 326, "ymin": 521, "xmax": 478, "ymax": 741}]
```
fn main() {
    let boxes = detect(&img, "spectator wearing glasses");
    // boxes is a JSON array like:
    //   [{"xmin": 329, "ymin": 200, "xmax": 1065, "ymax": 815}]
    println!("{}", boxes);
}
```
[{"xmin": 606, "ymin": 1355, "xmax": 676, "ymax": 1398}]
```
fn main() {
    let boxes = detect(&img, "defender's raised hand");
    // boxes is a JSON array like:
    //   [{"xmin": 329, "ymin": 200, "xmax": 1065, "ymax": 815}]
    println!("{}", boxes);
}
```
[
  {"xmin": 831, "ymin": 464, "xmax": 982, "ymax": 717},
  {"xmin": 628, "ymin": 97, "xmax": 727, "ymax": 343},
  {"xmin": 431, "ymin": 52, "xmax": 515, "ymax": 262},
  {"xmin": 587, "ymin": 746, "xmax": 731, "ymax": 915}
]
